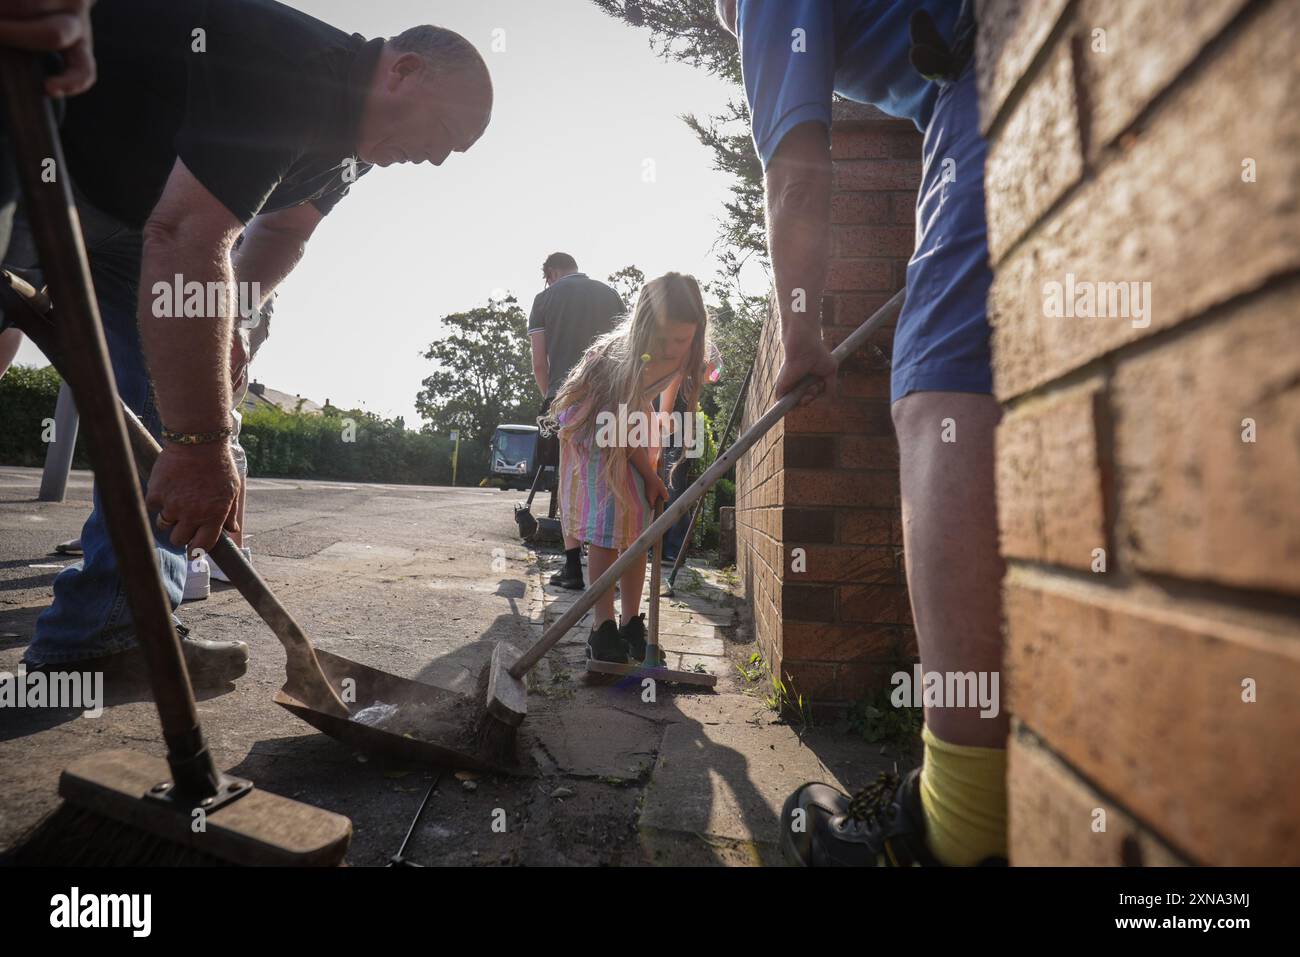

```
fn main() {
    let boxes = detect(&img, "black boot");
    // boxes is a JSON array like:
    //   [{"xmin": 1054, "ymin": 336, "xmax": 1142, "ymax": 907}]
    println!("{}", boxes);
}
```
[
  {"xmin": 780, "ymin": 768, "xmax": 1008, "ymax": 867},
  {"xmin": 781, "ymin": 769, "xmax": 936, "ymax": 867},
  {"xmin": 586, "ymin": 619, "xmax": 627, "ymax": 664},
  {"xmin": 549, "ymin": 547, "xmax": 585, "ymax": 590}
]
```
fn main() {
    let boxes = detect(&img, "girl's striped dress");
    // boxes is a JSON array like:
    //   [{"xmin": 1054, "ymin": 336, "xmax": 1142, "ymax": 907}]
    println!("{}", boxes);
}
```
[{"xmin": 556, "ymin": 371, "xmax": 673, "ymax": 551}]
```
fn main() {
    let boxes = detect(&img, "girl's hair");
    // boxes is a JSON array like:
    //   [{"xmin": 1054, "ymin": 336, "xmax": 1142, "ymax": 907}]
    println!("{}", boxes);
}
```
[{"xmin": 545, "ymin": 272, "xmax": 710, "ymax": 513}]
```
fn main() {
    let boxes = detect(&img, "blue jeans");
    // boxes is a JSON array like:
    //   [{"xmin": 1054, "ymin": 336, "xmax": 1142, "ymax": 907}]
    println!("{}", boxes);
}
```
[{"xmin": 8, "ymin": 196, "xmax": 188, "ymax": 666}]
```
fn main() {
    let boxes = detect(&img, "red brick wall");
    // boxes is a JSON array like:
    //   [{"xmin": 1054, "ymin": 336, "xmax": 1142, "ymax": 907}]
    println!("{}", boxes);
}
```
[
  {"xmin": 978, "ymin": 0, "xmax": 1300, "ymax": 865},
  {"xmin": 735, "ymin": 104, "xmax": 921, "ymax": 714}
]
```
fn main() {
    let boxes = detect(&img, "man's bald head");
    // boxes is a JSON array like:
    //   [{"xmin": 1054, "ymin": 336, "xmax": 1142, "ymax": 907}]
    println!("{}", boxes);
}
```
[{"xmin": 358, "ymin": 24, "xmax": 493, "ymax": 168}]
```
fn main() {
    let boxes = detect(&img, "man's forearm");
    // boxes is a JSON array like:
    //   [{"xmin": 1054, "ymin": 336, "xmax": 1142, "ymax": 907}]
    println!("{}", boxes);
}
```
[
  {"xmin": 765, "ymin": 145, "xmax": 833, "ymax": 348},
  {"xmin": 231, "ymin": 219, "xmax": 309, "ymax": 309},
  {"xmin": 139, "ymin": 236, "xmax": 234, "ymax": 433},
  {"xmin": 531, "ymin": 336, "xmax": 549, "ymax": 396}
]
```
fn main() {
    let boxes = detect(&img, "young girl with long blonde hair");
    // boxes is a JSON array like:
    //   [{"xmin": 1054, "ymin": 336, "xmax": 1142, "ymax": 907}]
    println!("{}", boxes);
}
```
[{"xmin": 545, "ymin": 272, "xmax": 710, "ymax": 663}]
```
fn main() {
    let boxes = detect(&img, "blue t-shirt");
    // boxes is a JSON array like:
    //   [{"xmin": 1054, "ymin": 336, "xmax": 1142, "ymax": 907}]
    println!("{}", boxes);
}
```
[{"xmin": 737, "ymin": 0, "xmax": 961, "ymax": 170}]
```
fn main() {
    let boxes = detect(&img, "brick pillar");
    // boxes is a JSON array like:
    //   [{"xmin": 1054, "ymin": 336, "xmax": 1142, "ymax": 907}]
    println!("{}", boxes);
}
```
[
  {"xmin": 735, "ymin": 103, "xmax": 921, "ymax": 715},
  {"xmin": 978, "ymin": 0, "xmax": 1300, "ymax": 865}
]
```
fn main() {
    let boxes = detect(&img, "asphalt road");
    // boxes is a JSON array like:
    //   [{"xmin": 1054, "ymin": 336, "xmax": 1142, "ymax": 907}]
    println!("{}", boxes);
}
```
[
  {"xmin": 0, "ymin": 466, "xmax": 545, "ymax": 864},
  {"xmin": 0, "ymin": 466, "xmax": 887, "ymax": 866}
]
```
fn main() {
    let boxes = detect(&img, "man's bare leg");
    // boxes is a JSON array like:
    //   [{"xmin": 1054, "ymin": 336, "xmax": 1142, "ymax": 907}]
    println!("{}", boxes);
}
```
[
  {"xmin": 892, "ymin": 390, "xmax": 1008, "ymax": 747},
  {"xmin": 553, "ymin": 439, "xmax": 586, "ymax": 585},
  {"xmin": 890, "ymin": 390, "xmax": 1010, "ymax": 866}
]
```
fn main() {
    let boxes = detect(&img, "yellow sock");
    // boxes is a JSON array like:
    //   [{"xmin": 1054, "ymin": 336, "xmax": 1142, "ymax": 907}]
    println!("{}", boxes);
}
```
[{"xmin": 918, "ymin": 725, "xmax": 1008, "ymax": 866}]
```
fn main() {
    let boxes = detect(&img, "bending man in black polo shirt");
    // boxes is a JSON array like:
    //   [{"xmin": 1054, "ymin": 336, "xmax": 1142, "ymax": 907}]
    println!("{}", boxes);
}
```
[{"xmin": 12, "ymin": 0, "xmax": 492, "ymax": 683}]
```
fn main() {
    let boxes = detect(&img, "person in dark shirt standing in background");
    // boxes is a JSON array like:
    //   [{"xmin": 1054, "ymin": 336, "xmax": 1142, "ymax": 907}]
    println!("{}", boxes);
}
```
[{"xmin": 528, "ymin": 252, "xmax": 625, "ymax": 590}]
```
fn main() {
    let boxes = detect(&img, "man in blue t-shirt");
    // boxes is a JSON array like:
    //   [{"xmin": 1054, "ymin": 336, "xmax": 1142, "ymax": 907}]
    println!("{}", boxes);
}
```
[{"xmin": 719, "ymin": 0, "xmax": 1006, "ymax": 867}]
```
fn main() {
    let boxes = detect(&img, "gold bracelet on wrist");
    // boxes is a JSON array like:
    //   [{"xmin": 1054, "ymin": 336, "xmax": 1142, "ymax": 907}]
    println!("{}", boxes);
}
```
[{"xmin": 161, "ymin": 426, "xmax": 233, "ymax": 446}]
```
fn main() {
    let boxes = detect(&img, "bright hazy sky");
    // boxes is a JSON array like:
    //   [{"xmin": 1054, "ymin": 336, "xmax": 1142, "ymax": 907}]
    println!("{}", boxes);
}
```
[{"xmin": 14, "ymin": 0, "xmax": 760, "ymax": 426}]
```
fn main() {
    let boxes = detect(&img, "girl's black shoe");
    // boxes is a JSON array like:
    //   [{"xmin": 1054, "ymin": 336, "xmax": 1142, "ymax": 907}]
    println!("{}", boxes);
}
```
[
  {"xmin": 586, "ymin": 619, "xmax": 627, "ymax": 664},
  {"xmin": 619, "ymin": 613, "xmax": 648, "ymax": 661}
]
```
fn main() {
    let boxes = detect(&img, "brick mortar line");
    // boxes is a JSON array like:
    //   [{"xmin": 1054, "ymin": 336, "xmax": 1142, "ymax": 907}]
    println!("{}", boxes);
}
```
[
  {"xmin": 1009, "ymin": 718, "xmax": 1198, "ymax": 864},
  {"xmin": 997, "ymin": 268, "xmax": 1300, "ymax": 409},
  {"xmin": 980, "ymin": 0, "xmax": 1081, "ymax": 144},
  {"xmin": 1005, "ymin": 562, "xmax": 1300, "ymax": 641},
  {"xmin": 987, "ymin": 0, "xmax": 1270, "ymax": 269}
]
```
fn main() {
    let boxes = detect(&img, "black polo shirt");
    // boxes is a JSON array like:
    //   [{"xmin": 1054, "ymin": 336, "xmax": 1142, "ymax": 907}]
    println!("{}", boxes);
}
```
[
  {"xmin": 527, "ymin": 273, "xmax": 626, "ymax": 399},
  {"xmin": 59, "ymin": 0, "xmax": 377, "ymax": 228}
]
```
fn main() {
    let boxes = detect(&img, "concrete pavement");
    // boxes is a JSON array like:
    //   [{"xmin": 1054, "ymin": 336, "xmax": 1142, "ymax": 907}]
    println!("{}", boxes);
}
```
[{"xmin": 0, "ymin": 466, "xmax": 898, "ymax": 865}]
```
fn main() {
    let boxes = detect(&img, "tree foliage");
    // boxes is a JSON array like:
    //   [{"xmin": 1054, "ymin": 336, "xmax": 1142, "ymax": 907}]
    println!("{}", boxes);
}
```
[
  {"xmin": 591, "ymin": 0, "xmax": 743, "ymax": 83},
  {"xmin": 606, "ymin": 264, "xmax": 647, "ymax": 308},
  {"xmin": 591, "ymin": 0, "xmax": 772, "ymax": 434},
  {"xmin": 592, "ymin": 0, "xmax": 767, "ymax": 284},
  {"xmin": 415, "ymin": 295, "xmax": 537, "ymax": 443},
  {"xmin": 0, "ymin": 364, "xmax": 91, "ymax": 468},
  {"xmin": 240, "ymin": 404, "xmax": 486, "ymax": 486}
]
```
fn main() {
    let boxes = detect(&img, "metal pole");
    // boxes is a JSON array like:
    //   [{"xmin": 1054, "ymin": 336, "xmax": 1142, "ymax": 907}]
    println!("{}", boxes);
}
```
[
  {"xmin": 667, "ymin": 357, "xmax": 754, "ymax": 588},
  {"xmin": 37, "ymin": 379, "xmax": 77, "ymax": 501},
  {"xmin": 1, "ymin": 48, "xmax": 220, "ymax": 798}
]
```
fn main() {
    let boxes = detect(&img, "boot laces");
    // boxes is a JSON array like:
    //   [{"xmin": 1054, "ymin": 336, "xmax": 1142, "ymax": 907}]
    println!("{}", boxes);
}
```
[{"xmin": 844, "ymin": 770, "xmax": 901, "ymax": 827}]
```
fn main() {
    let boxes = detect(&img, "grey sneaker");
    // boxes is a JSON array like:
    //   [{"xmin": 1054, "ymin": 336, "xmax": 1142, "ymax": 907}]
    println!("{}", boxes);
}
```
[{"xmin": 27, "ymin": 624, "xmax": 249, "ymax": 689}]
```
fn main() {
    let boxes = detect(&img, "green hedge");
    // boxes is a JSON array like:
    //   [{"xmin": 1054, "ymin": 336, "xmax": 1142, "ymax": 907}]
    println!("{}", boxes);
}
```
[
  {"xmin": 0, "ymin": 367, "xmax": 485, "ymax": 486},
  {"xmin": 238, "ymin": 405, "xmax": 487, "ymax": 486},
  {"xmin": 0, "ymin": 365, "xmax": 91, "ymax": 468}
]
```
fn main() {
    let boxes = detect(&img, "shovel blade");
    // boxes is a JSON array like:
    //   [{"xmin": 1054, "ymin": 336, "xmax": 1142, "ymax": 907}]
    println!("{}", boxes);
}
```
[{"xmin": 273, "ymin": 649, "xmax": 506, "ymax": 772}]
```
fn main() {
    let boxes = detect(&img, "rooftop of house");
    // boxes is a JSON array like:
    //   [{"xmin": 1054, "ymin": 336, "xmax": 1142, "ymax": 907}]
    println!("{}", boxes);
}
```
[{"xmin": 240, "ymin": 381, "xmax": 324, "ymax": 416}]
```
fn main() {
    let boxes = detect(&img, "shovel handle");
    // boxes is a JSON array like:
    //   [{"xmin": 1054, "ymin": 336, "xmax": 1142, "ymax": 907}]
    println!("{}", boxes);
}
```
[
  {"xmin": 510, "ymin": 288, "xmax": 905, "ymax": 679},
  {"xmin": 668, "ymin": 357, "xmax": 755, "ymax": 588},
  {"xmin": 116, "ymin": 405, "xmax": 348, "ymax": 715},
  {"xmin": 0, "ymin": 48, "xmax": 223, "ymax": 795},
  {"xmin": 646, "ymin": 494, "xmax": 663, "ymax": 663},
  {"xmin": 2, "ymin": 249, "xmax": 347, "ymax": 717}
]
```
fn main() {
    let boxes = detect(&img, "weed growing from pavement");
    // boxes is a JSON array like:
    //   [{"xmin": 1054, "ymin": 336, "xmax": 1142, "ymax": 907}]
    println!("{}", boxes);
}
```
[
  {"xmin": 539, "ymin": 668, "xmax": 575, "ymax": 700},
  {"xmin": 848, "ymin": 684, "xmax": 923, "ymax": 750},
  {"xmin": 766, "ymin": 670, "xmax": 812, "ymax": 728},
  {"xmin": 671, "ymin": 566, "xmax": 706, "ymax": 596},
  {"xmin": 736, "ymin": 652, "xmax": 765, "ymax": 683},
  {"xmin": 737, "ymin": 653, "xmax": 812, "ymax": 729}
]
